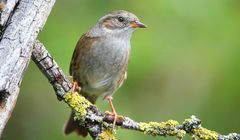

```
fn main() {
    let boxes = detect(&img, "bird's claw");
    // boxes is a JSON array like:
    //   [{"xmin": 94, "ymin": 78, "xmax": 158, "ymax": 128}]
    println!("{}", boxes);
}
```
[{"xmin": 105, "ymin": 111, "xmax": 124, "ymax": 129}]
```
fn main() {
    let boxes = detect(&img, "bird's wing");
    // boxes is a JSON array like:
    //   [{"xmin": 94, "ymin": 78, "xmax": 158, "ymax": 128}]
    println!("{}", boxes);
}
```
[{"xmin": 69, "ymin": 33, "xmax": 99, "ymax": 76}]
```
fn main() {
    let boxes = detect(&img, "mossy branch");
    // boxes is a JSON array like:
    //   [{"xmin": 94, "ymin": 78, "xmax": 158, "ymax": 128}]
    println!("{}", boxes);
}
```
[{"xmin": 32, "ymin": 41, "xmax": 240, "ymax": 140}]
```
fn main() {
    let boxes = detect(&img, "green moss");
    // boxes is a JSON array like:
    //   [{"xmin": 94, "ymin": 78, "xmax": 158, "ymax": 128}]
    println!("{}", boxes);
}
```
[
  {"xmin": 63, "ymin": 92, "xmax": 92, "ymax": 121},
  {"xmin": 192, "ymin": 127, "xmax": 218, "ymax": 140},
  {"xmin": 139, "ymin": 120, "xmax": 185, "ymax": 139},
  {"xmin": 98, "ymin": 129, "xmax": 116, "ymax": 140}
]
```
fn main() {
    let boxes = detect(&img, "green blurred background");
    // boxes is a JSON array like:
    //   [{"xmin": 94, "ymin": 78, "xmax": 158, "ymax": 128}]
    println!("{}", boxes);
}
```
[{"xmin": 2, "ymin": 0, "xmax": 240, "ymax": 139}]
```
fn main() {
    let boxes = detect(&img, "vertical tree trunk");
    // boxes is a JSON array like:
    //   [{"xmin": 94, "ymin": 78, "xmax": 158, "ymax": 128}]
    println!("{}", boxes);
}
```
[{"xmin": 0, "ymin": 0, "xmax": 55, "ymax": 136}]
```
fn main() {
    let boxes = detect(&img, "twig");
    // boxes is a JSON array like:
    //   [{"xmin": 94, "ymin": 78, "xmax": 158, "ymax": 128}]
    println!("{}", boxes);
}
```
[{"xmin": 32, "ymin": 41, "xmax": 240, "ymax": 140}]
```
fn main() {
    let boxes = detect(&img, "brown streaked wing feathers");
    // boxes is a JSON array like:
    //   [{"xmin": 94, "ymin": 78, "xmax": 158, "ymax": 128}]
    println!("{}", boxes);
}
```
[{"xmin": 69, "ymin": 33, "xmax": 99, "ymax": 76}]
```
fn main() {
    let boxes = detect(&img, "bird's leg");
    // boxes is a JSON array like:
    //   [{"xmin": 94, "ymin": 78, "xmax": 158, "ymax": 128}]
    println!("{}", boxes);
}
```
[
  {"xmin": 105, "ymin": 96, "xmax": 123, "ymax": 128},
  {"xmin": 70, "ymin": 82, "xmax": 80, "ymax": 93},
  {"xmin": 68, "ymin": 76, "xmax": 81, "ymax": 93}
]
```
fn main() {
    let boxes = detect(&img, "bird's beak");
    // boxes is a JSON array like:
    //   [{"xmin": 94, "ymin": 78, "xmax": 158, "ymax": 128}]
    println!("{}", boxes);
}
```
[{"xmin": 130, "ymin": 21, "xmax": 147, "ymax": 28}]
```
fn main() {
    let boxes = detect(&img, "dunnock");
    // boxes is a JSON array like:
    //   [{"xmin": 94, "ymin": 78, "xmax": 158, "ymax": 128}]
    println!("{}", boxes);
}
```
[{"xmin": 64, "ymin": 10, "xmax": 146, "ymax": 136}]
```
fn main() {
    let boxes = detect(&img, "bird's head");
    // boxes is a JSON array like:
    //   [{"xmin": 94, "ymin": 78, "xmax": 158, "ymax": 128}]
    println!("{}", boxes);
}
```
[{"xmin": 95, "ymin": 10, "xmax": 146, "ymax": 38}]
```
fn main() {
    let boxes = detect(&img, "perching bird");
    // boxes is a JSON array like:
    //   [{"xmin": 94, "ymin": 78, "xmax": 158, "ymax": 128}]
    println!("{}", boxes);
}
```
[{"xmin": 64, "ymin": 10, "xmax": 146, "ymax": 137}]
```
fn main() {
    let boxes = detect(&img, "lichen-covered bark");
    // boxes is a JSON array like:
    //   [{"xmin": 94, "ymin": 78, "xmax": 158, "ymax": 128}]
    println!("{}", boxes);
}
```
[{"xmin": 0, "ymin": 0, "xmax": 55, "ymax": 137}]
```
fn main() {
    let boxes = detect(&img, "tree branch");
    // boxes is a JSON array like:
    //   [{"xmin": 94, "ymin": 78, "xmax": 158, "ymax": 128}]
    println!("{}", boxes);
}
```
[
  {"xmin": 0, "ymin": 0, "xmax": 55, "ymax": 136},
  {"xmin": 32, "ymin": 41, "xmax": 240, "ymax": 140}
]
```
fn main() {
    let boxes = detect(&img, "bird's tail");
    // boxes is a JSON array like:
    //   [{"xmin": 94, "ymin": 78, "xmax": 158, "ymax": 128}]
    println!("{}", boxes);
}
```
[{"xmin": 64, "ymin": 111, "xmax": 88, "ymax": 137}]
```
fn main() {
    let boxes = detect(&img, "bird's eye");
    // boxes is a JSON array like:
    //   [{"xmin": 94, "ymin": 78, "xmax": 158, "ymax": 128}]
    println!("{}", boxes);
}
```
[{"xmin": 118, "ymin": 16, "xmax": 124, "ymax": 22}]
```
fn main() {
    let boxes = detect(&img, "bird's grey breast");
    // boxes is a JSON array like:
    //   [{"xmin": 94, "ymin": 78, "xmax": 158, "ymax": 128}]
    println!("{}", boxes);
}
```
[{"xmin": 80, "ymin": 36, "xmax": 130, "ymax": 96}]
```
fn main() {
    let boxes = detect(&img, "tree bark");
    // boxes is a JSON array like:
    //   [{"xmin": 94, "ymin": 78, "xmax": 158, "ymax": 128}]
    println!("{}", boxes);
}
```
[{"xmin": 0, "ymin": 0, "xmax": 55, "ymax": 137}]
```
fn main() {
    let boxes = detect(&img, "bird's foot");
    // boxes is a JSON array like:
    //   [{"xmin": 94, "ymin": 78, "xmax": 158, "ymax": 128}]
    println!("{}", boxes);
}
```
[
  {"xmin": 70, "ymin": 81, "xmax": 81, "ymax": 93},
  {"xmin": 105, "ymin": 111, "xmax": 124, "ymax": 126},
  {"xmin": 105, "ymin": 96, "xmax": 123, "ymax": 131}
]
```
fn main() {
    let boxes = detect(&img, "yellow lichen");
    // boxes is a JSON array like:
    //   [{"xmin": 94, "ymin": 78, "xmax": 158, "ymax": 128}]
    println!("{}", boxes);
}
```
[
  {"xmin": 177, "ymin": 130, "xmax": 186, "ymax": 138},
  {"xmin": 139, "ymin": 120, "xmax": 185, "ymax": 138},
  {"xmin": 98, "ymin": 129, "xmax": 116, "ymax": 140},
  {"xmin": 184, "ymin": 118, "xmax": 192, "ymax": 123},
  {"xmin": 193, "ymin": 127, "xmax": 218, "ymax": 140},
  {"xmin": 64, "ymin": 92, "xmax": 92, "ymax": 120}
]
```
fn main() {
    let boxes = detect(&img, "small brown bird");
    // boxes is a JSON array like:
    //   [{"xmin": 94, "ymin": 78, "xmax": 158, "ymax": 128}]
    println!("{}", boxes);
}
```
[{"xmin": 64, "ymin": 10, "xmax": 146, "ymax": 137}]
